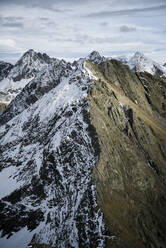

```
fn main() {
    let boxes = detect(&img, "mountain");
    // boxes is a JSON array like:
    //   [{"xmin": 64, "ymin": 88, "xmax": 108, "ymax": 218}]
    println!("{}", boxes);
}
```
[
  {"xmin": 0, "ymin": 61, "xmax": 13, "ymax": 81},
  {"xmin": 163, "ymin": 63, "xmax": 166, "ymax": 67},
  {"xmin": 0, "ymin": 49, "xmax": 59, "ymax": 113},
  {"xmin": 0, "ymin": 50, "xmax": 165, "ymax": 114},
  {"xmin": 87, "ymin": 51, "xmax": 108, "ymax": 64},
  {"xmin": 0, "ymin": 50, "xmax": 166, "ymax": 248},
  {"xmin": 0, "ymin": 61, "xmax": 14, "ymax": 112},
  {"xmin": 0, "ymin": 55, "xmax": 106, "ymax": 248},
  {"xmin": 116, "ymin": 52, "xmax": 166, "ymax": 77},
  {"xmin": 8, "ymin": 49, "xmax": 59, "ymax": 82},
  {"xmin": 87, "ymin": 51, "xmax": 166, "ymax": 78}
]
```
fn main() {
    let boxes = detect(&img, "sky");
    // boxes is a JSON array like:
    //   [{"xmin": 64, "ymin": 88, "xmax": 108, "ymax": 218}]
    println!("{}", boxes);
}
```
[{"xmin": 0, "ymin": 0, "xmax": 166, "ymax": 64}]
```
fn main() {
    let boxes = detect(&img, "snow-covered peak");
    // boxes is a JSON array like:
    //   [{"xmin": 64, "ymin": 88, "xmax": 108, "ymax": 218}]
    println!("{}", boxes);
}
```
[
  {"xmin": 114, "ymin": 52, "xmax": 166, "ymax": 77},
  {"xmin": 8, "ymin": 49, "xmax": 60, "ymax": 82},
  {"xmin": 87, "ymin": 51, "xmax": 108, "ymax": 64},
  {"xmin": 133, "ymin": 51, "xmax": 144, "ymax": 58},
  {"xmin": 23, "ymin": 48, "xmax": 35, "ymax": 55},
  {"xmin": 127, "ymin": 52, "xmax": 166, "ymax": 77},
  {"xmin": 0, "ymin": 50, "xmax": 62, "ymax": 108}
]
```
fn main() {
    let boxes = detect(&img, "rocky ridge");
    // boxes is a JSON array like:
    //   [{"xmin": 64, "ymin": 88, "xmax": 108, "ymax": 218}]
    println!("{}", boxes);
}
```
[
  {"xmin": 0, "ymin": 55, "xmax": 106, "ymax": 248},
  {"xmin": 0, "ymin": 50, "xmax": 166, "ymax": 248},
  {"xmin": 87, "ymin": 59, "xmax": 166, "ymax": 248}
]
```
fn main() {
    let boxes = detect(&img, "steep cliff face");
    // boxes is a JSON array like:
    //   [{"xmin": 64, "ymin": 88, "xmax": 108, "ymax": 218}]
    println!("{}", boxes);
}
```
[{"xmin": 87, "ymin": 60, "xmax": 166, "ymax": 248}]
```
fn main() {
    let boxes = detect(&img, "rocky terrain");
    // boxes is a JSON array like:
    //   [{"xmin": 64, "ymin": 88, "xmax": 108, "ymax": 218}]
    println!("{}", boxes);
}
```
[
  {"xmin": 0, "ymin": 50, "xmax": 166, "ymax": 248},
  {"xmin": 87, "ymin": 59, "xmax": 166, "ymax": 248},
  {"xmin": 0, "ymin": 50, "xmax": 60, "ymax": 113}
]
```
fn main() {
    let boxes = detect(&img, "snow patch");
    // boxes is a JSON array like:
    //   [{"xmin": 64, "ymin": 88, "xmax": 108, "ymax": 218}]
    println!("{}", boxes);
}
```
[{"xmin": 0, "ymin": 166, "xmax": 22, "ymax": 199}]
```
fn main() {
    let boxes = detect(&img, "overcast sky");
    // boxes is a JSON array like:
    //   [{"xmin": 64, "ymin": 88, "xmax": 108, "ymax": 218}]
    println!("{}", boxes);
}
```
[{"xmin": 0, "ymin": 0, "xmax": 166, "ymax": 64}]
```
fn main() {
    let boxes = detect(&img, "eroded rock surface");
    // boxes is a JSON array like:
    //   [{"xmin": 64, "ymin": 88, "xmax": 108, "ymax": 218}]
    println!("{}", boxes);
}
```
[{"xmin": 87, "ymin": 59, "xmax": 166, "ymax": 248}]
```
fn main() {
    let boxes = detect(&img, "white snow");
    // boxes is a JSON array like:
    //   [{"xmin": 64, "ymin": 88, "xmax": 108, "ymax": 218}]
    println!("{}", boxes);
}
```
[
  {"xmin": 115, "ymin": 52, "xmax": 166, "ymax": 77},
  {"xmin": 0, "ymin": 166, "xmax": 22, "ymax": 199},
  {"xmin": 0, "ymin": 227, "xmax": 33, "ymax": 248},
  {"xmin": 0, "ymin": 223, "xmax": 44, "ymax": 248},
  {"xmin": 0, "ymin": 78, "xmax": 33, "ymax": 93},
  {"xmin": 84, "ymin": 62, "xmax": 98, "ymax": 80}
]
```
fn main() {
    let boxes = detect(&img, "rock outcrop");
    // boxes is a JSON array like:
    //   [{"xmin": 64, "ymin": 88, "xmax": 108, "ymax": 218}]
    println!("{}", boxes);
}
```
[
  {"xmin": 0, "ymin": 61, "xmax": 13, "ymax": 81},
  {"xmin": 87, "ymin": 59, "xmax": 166, "ymax": 248}
]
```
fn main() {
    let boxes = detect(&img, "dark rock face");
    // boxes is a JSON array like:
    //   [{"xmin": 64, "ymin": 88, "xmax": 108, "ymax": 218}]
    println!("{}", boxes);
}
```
[
  {"xmin": 0, "ymin": 61, "xmax": 13, "ymax": 81},
  {"xmin": 0, "ymin": 58, "xmax": 106, "ymax": 248},
  {"xmin": 87, "ymin": 51, "xmax": 108, "ymax": 64},
  {"xmin": 87, "ymin": 60, "xmax": 166, "ymax": 248}
]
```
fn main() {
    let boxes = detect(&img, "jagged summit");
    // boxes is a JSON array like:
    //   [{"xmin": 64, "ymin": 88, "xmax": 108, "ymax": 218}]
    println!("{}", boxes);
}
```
[
  {"xmin": 0, "ymin": 50, "xmax": 61, "ymax": 110},
  {"xmin": 11, "ymin": 49, "xmax": 59, "ymax": 81},
  {"xmin": 128, "ymin": 52, "xmax": 166, "ymax": 77},
  {"xmin": 22, "ymin": 48, "xmax": 35, "ymax": 56},
  {"xmin": 87, "ymin": 50, "xmax": 166, "ymax": 77},
  {"xmin": 115, "ymin": 51, "xmax": 166, "ymax": 77},
  {"xmin": 87, "ymin": 50, "xmax": 108, "ymax": 64},
  {"xmin": 18, "ymin": 49, "xmax": 56, "ymax": 66},
  {"xmin": 133, "ymin": 51, "xmax": 144, "ymax": 57},
  {"xmin": 0, "ymin": 49, "xmax": 165, "ymax": 112},
  {"xmin": 88, "ymin": 51, "xmax": 101, "ymax": 59}
]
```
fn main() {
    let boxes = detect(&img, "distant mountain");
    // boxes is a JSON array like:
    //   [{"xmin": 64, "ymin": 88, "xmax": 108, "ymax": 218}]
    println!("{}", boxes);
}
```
[
  {"xmin": 116, "ymin": 52, "xmax": 166, "ymax": 77},
  {"xmin": 87, "ymin": 51, "xmax": 166, "ymax": 78},
  {"xmin": 87, "ymin": 51, "xmax": 109, "ymax": 64}
]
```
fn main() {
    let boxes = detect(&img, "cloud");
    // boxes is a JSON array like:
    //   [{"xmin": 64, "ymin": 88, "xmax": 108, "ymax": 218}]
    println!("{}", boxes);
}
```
[
  {"xmin": 0, "ymin": 39, "xmax": 20, "ymax": 56},
  {"xmin": 0, "ymin": 0, "xmax": 85, "ymax": 10},
  {"xmin": 0, "ymin": 16, "xmax": 24, "ymax": 28},
  {"xmin": 0, "ymin": 0, "xmax": 166, "ymax": 64},
  {"xmin": 2, "ymin": 22, "xmax": 23, "ymax": 28},
  {"xmin": 120, "ymin": 25, "xmax": 136, "ymax": 32},
  {"xmin": 0, "ymin": 39, "xmax": 16, "ymax": 48},
  {"xmin": 84, "ymin": 4, "xmax": 166, "ymax": 18},
  {"xmin": 51, "ymin": 34, "xmax": 125, "ymax": 45},
  {"xmin": 100, "ymin": 22, "xmax": 108, "ymax": 26}
]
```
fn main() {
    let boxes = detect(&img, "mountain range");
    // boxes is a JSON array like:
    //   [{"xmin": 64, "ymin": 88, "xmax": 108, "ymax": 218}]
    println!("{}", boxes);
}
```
[{"xmin": 0, "ymin": 49, "xmax": 166, "ymax": 248}]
